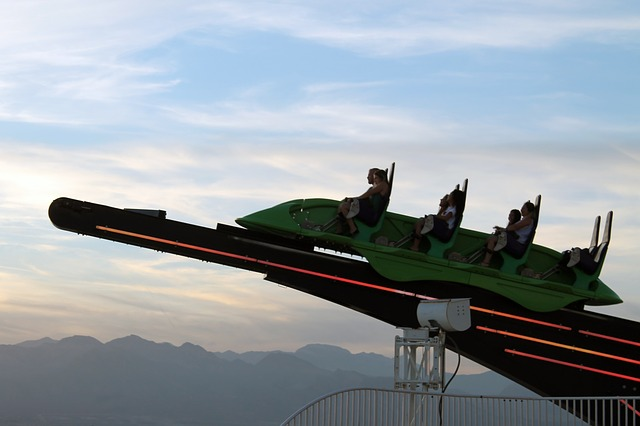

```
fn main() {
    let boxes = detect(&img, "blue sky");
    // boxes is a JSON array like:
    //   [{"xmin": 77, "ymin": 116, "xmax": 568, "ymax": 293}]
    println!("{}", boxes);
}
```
[{"xmin": 1, "ymin": 1, "xmax": 639, "ymax": 371}]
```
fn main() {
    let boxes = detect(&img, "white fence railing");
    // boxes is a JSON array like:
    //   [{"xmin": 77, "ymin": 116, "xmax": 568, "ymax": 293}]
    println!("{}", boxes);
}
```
[{"xmin": 281, "ymin": 388, "xmax": 639, "ymax": 426}]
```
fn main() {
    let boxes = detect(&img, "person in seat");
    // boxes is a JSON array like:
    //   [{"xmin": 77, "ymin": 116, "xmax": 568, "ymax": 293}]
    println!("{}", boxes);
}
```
[
  {"xmin": 337, "ymin": 168, "xmax": 389, "ymax": 236},
  {"xmin": 336, "ymin": 167, "xmax": 377, "ymax": 233},
  {"xmin": 410, "ymin": 189, "xmax": 463, "ymax": 251},
  {"xmin": 481, "ymin": 201, "xmax": 535, "ymax": 267},
  {"xmin": 504, "ymin": 208, "xmax": 522, "ymax": 239}
]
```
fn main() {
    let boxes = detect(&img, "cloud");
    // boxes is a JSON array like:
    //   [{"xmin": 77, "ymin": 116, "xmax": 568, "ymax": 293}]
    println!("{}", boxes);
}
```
[
  {"xmin": 2, "ymin": 137, "xmax": 638, "ymax": 361},
  {"xmin": 162, "ymin": 99, "xmax": 452, "ymax": 144},
  {"xmin": 193, "ymin": 1, "xmax": 640, "ymax": 55},
  {"xmin": 303, "ymin": 81, "xmax": 391, "ymax": 94},
  {"xmin": 1, "ymin": 0, "xmax": 638, "ymax": 364},
  {"xmin": 1, "ymin": 1, "xmax": 638, "ymax": 123}
]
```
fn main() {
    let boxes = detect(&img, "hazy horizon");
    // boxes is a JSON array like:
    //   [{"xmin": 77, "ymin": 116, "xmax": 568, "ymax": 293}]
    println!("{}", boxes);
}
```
[{"xmin": 1, "ymin": 1, "xmax": 639, "ymax": 376}]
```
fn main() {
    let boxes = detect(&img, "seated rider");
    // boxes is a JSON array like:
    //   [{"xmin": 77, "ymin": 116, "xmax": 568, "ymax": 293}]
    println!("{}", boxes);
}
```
[
  {"xmin": 410, "ymin": 189, "xmax": 463, "ymax": 251},
  {"xmin": 481, "ymin": 201, "xmax": 535, "ymax": 267},
  {"xmin": 336, "ymin": 167, "xmax": 377, "ymax": 233},
  {"xmin": 559, "ymin": 246, "xmax": 599, "ymax": 275},
  {"xmin": 505, "ymin": 208, "xmax": 522, "ymax": 239},
  {"xmin": 338, "ymin": 169, "xmax": 389, "ymax": 236}
]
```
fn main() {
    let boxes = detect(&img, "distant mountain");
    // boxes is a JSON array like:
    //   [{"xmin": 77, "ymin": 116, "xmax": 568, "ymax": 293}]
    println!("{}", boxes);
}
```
[
  {"xmin": 0, "ymin": 335, "xmax": 531, "ymax": 425},
  {"xmin": 446, "ymin": 370, "xmax": 535, "ymax": 397},
  {"xmin": 295, "ymin": 343, "xmax": 394, "ymax": 376},
  {"xmin": 15, "ymin": 337, "xmax": 57, "ymax": 348},
  {"xmin": 215, "ymin": 343, "xmax": 393, "ymax": 377}
]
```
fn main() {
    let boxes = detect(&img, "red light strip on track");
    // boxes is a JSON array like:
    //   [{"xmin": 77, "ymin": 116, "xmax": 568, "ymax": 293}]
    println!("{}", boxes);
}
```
[
  {"xmin": 471, "ymin": 306, "xmax": 572, "ymax": 331},
  {"xmin": 478, "ymin": 326, "xmax": 640, "ymax": 366},
  {"xmin": 579, "ymin": 330, "xmax": 640, "ymax": 348},
  {"xmin": 619, "ymin": 399, "xmax": 640, "ymax": 417},
  {"xmin": 505, "ymin": 349, "xmax": 640, "ymax": 383},
  {"xmin": 95, "ymin": 225, "xmax": 608, "ymax": 341},
  {"xmin": 96, "ymin": 226, "xmax": 436, "ymax": 300}
]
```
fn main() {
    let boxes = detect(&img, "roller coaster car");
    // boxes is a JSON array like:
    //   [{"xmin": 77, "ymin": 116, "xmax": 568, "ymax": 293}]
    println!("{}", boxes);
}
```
[
  {"xmin": 539, "ymin": 211, "xmax": 613, "ymax": 286},
  {"xmin": 236, "ymin": 165, "xmax": 622, "ymax": 313}
]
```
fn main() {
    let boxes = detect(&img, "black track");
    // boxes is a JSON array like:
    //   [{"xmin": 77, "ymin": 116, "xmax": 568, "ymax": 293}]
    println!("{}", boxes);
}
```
[{"xmin": 48, "ymin": 197, "xmax": 640, "ymax": 425}]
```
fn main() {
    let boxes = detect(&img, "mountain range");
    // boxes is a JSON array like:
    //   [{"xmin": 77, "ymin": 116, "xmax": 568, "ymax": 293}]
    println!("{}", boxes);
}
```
[{"xmin": 0, "ymin": 335, "xmax": 532, "ymax": 426}]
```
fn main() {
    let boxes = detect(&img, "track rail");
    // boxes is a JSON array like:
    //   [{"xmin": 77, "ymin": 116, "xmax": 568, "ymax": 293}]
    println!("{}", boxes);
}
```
[{"xmin": 49, "ymin": 197, "xmax": 640, "ymax": 424}]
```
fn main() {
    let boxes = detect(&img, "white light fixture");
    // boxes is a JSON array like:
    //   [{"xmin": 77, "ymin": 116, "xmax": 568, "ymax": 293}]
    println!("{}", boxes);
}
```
[{"xmin": 416, "ymin": 298, "xmax": 471, "ymax": 332}]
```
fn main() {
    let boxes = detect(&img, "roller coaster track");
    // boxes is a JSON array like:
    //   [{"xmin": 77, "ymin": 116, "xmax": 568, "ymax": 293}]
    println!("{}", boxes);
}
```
[{"xmin": 49, "ymin": 197, "xmax": 640, "ymax": 425}]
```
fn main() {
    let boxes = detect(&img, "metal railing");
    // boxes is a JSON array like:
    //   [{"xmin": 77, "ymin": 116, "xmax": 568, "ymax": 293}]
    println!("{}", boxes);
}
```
[{"xmin": 281, "ymin": 388, "xmax": 639, "ymax": 426}]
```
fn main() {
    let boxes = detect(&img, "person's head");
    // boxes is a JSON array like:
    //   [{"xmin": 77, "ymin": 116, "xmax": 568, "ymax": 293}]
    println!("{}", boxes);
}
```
[
  {"xmin": 367, "ymin": 168, "xmax": 380, "ymax": 185},
  {"xmin": 373, "ymin": 169, "xmax": 387, "ymax": 184},
  {"xmin": 439, "ymin": 194, "xmax": 449, "ymax": 208},
  {"xmin": 521, "ymin": 201, "xmax": 535, "ymax": 216},
  {"xmin": 448, "ymin": 189, "xmax": 463, "ymax": 207},
  {"xmin": 508, "ymin": 209, "xmax": 522, "ymax": 224}
]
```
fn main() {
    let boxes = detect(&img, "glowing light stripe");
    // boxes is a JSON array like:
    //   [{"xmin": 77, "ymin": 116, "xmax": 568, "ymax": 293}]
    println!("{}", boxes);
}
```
[
  {"xmin": 93, "ymin": 226, "xmax": 593, "ymax": 332},
  {"xmin": 471, "ymin": 306, "xmax": 572, "ymax": 331},
  {"xmin": 96, "ymin": 226, "xmax": 436, "ymax": 300},
  {"xmin": 478, "ymin": 326, "xmax": 640, "ymax": 366},
  {"xmin": 505, "ymin": 349, "xmax": 640, "ymax": 383},
  {"xmin": 579, "ymin": 330, "xmax": 640, "ymax": 348},
  {"xmin": 619, "ymin": 399, "xmax": 640, "ymax": 418}
]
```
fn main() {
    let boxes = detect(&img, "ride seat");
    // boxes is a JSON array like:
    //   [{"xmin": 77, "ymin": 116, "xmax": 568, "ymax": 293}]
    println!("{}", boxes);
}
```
[
  {"xmin": 425, "ymin": 179, "xmax": 468, "ymax": 258},
  {"xmin": 352, "ymin": 162, "xmax": 395, "ymax": 242},
  {"xmin": 499, "ymin": 195, "xmax": 541, "ymax": 275},
  {"xmin": 569, "ymin": 211, "xmax": 613, "ymax": 289}
]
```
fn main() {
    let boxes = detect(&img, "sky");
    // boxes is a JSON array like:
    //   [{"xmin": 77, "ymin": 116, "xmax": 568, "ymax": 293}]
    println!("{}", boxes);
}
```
[{"xmin": 1, "ymin": 1, "xmax": 639, "ymax": 373}]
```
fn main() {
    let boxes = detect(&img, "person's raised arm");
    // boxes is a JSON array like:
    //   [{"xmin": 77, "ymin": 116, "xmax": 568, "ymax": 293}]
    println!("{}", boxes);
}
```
[
  {"xmin": 506, "ymin": 215, "xmax": 532, "ymax": 232},
  {"xmin": 355, "ymin": 182, "xmax": 387, "ymax": 200},
  {"xmin": 436, "ymin": 209, "xmax": 454, "ymax": 222}
]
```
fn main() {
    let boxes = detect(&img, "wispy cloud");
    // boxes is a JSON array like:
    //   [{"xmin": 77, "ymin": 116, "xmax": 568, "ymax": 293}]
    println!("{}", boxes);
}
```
[
  {"xmin": 1, "ymin": 1, "xmax": 638, "ymax": 127},
  {"xmin": 303, "ymin": 81, "xmax": 391, "ymax": 94},
  {"xmin": 1, "ymin": 0, "xmax": 638, "ymax": 360},
  {"xmin": 161, "ymin": 98, "xmax": 457, "ymax": 145},
  {"xmin": 525, "ymin": 92, "xmax": 590, "ymax": 101},
  {"xmin": 195, "ymin": 1, "xmax": 640, "ymax": 55}
]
